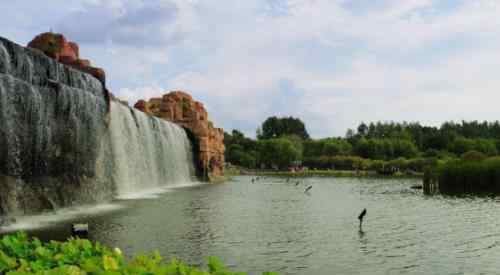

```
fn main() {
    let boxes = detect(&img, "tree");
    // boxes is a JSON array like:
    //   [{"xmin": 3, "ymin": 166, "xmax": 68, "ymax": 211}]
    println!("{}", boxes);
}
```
[
  {"xmin": 257, "ymin": 138, "xmax": 302, "ymax": 169},
  {"xmin": 224, "ymin": 130, "xmax": 258, "ymax": 168},
  {"xmin": 258, "ymin": 116, "xmax": 309, "ymax": 140},
  {"xmin": 354, "ymin": 138, "xmax": 417, "ymax": 160},
  {"xmin": 357, "ymin": 123, "xmax": 368, "ymax": 137},
  {"xmin": 447, "ymin": 137, "xmax": 475, "ymax": 155},
  {"xmin": 321, "ymin": 138, "xmax": 352, "ymax": 156}
]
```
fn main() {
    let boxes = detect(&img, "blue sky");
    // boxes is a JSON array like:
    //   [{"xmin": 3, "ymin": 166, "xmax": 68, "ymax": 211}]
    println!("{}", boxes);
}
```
[{"xmin": 2, "ymin": 0, "xmax": 500, "ymax": 138}]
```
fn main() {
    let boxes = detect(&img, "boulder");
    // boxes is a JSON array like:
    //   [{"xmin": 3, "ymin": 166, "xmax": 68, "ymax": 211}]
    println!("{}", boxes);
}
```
[
  {"xmin": 28, "ymin": 32, "xmax": 75, "ymax": 60},
  {"xmin": 28, "ymin": 32, "xmax": 106, "ymax": 85},
  {"xmin": 134, "ymin": 100, "xmax": 149, "ymax": 113}
]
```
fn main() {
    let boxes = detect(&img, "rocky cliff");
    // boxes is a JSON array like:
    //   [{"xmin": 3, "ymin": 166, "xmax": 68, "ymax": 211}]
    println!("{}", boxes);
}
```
[
  {"xmin": 134, "ymin": 91, "xmax": 225, "ymax": 179},
  {"xmin": 27, "ymin": 33, "xmax": 224, "ymax": 180},
  {"xmin": 0, "ymin": 33, "xmax": 198, "ymax": 217},
  {"xmin": 0, "ymin": 35, "xmax": 111, "ymax": 215}
]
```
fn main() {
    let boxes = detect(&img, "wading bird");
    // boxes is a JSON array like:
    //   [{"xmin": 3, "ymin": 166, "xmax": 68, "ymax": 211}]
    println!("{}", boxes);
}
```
[{"xmin": 358, "ymin": 208, "xmax": 367, "ymax": 229}]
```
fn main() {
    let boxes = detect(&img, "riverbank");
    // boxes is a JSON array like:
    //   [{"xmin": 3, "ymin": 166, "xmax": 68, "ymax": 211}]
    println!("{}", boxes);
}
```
[
  {"xmin": 258, "ymin": 170, "xmax": 423, "ymax": 178},
  {"xmin": 226, "ymin": 166, "xmax": 423, "ymax": 178}
]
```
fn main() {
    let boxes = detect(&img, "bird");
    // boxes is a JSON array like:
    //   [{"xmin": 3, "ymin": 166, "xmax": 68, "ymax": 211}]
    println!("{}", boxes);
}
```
[
  {"xmin": 295, "ymin": 181, "xmax": 300, "ymax": 186},
  {"xmin": 72, "ymin": 223, "xmax": 89, "ymax": 238},
  {"xmin": 304, "ymin": 185, "xmax": 312, "ymax": 193},
  {"xmin": 358, "ymin": 208, "xmax": 367, "ymax": 229}
]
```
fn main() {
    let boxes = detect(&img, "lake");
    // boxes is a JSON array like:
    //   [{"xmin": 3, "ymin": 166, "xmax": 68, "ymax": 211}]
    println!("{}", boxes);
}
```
[{"xmin": 8, "ymin": 176, "xmax": 500, "ymax": 275}]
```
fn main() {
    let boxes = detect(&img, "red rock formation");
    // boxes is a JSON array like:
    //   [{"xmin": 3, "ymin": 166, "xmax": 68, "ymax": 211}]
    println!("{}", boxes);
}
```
[
  {"xmin": 134, "ymin": 91, "xmax": 225, "ymax": 179},
  {"xmin": 133, "ymin": 100, "xmax": 149, "ymax": 112},
  {"xmin": 27, "ymin": 32, "xmax": 106, "ymax": 84}
]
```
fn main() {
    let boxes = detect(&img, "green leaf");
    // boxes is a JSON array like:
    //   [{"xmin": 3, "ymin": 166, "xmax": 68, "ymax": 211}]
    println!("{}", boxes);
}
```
[
  {"xmin": 207, "ymin": 256, "xmax": 225, "ymax": 273},
  {"xmin": 103, "ymin": 255, "xmax": 118, "ymax": 271}
]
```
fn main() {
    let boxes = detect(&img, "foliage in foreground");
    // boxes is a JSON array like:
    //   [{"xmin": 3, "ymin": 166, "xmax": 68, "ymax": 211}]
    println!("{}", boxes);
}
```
[{"xmin": 0, "ymin": 232, "xmax": 277, "ymax": 275}]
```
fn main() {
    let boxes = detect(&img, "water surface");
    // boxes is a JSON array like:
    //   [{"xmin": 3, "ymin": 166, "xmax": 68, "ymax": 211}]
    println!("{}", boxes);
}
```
[{"xmin": 12, "ymin": 176, "xmax": 500, "ymax": 274}]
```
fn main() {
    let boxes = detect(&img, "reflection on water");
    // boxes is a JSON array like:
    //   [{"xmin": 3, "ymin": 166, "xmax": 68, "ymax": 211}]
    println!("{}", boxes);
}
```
[{"xmin": 7, "ymin": 176, "xmax": 500, "ymax": 274}]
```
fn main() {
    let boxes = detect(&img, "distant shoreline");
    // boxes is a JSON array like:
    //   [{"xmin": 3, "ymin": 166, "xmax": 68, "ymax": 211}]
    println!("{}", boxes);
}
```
[{"xmin": 226, "ymin": 167, "xmax": 423, "ymax": 179}]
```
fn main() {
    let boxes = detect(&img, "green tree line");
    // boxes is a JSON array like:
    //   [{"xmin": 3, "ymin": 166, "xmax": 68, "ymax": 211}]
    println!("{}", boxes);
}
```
[{"xmin": 225, "ymin": 117, "xmax": 500, "ymax": 171}]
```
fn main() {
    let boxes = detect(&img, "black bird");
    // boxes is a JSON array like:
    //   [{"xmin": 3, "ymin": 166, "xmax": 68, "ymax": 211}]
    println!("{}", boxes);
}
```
[
  {"xmin": 358, "ymin": 208, "xmax": 367, "ymax": 228},
  {"xmin": 295, "ymin": 181, "xmax": 300, "ymax": 186},
  {"xmin": 304, "ymin": 185, "xmax": 312, "ymax": 193}
]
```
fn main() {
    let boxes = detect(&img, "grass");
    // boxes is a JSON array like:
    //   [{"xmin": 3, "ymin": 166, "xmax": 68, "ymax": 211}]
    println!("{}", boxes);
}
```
[
  {"xmin": 252, "ymin": 169, "xmax": 423, "ymax": 178},
  {"xmin": 0, "ymin": 232, "xmax": 277, "ymax": 275}
]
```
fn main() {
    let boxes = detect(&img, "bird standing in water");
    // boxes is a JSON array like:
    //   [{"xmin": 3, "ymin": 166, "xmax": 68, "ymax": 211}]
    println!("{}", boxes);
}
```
[{"xmin": 358, "ymin": 208, "xmax": 367, "ymax": 230}]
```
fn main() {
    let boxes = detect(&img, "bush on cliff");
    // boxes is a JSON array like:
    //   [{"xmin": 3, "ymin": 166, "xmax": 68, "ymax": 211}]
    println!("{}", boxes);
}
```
[{"xmin": 0, "ymin": 232, "xmax": 277, "ymax": 275}]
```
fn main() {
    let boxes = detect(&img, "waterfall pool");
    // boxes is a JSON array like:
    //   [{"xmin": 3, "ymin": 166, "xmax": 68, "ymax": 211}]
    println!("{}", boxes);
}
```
[{"xmin": 3, "ymin": 176, "xmax": 500, "ymax": 275}]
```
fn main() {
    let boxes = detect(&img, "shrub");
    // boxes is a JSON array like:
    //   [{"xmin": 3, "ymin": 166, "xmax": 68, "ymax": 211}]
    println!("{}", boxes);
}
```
[
  {"xmin": 302, "ymin": 155, "xmax": 368, "ymax": 170},
  {"xmin": 461, "ymin": 150, "xmax": 487, "ymax": 161},
  {"xmin": 0, "ymin": 232, "xmax": 277, "ymax": 275},
  {"xmin": 448, "ymin": 138, "xmax": 498, "ymax": 156},
  {"xmin": 405, "ymin": 158, "xmax": 438, "ymax": 172}
]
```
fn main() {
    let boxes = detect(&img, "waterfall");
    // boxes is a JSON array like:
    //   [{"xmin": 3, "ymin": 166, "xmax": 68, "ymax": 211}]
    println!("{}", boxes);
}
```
[
  {"xmin": 0, "ymin": 36, "xmax": 196, "ymax": 218},
  {"xmin": 0, "ymin": 36, "xmax": 111, "ymax": 215},
  {"xmin": 108, "ymin": 102, "xmax": 195, "ymax": 197}
]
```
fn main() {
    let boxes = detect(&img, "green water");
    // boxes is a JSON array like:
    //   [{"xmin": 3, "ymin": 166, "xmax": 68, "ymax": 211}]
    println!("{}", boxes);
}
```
[{"xmin": 18, "ymin": 176, "xmax": 500, "ymax": 274}]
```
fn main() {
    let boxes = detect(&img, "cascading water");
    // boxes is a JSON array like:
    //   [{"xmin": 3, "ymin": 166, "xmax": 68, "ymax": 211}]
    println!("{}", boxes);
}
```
[
  {"xmin": 0, "ymin": 37, "xmax": 111, "ymax": 216},
  {"xmin": 0, "ymin": 36, "xmax": 197, "ymax": 221},
  {"xmin": 109, "ymin": 102, "xmax": 195, "ymax": 198}
]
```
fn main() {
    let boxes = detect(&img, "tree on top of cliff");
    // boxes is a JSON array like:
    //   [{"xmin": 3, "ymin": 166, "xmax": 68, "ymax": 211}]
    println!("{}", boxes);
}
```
[{"xmin": 257, "ymin": 116, "xmax": 310, "ymax": 140}]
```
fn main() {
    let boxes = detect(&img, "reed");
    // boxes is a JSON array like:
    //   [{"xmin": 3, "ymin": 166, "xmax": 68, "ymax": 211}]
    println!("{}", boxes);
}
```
[{"xmin": 432, "ymin": 157, "xmax": 500, "ymax": 194}]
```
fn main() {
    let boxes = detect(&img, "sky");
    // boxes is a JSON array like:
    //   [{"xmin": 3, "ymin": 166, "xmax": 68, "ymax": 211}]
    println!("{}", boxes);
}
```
[{"xmin": 1, "ymin": 0, "xmax": 500, "ymax": 138}]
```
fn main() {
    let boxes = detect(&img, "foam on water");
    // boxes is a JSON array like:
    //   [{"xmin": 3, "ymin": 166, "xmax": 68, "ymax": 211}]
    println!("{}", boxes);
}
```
[
  {"xmin": 0, "ymin": 180, "xmax": 205, "ymax": 232},
  {"xmin": 0, "ymin": 203, "xmax": 123, "ymax": 233},
  {"xmin": 116, "ymin": 180, "xmax": 203, "ymax": 200}
]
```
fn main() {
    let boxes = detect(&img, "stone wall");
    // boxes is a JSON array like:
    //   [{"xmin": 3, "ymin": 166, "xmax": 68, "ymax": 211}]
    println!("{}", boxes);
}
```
[{"xmin": 134, "ymin": 91, "xmax": 225, "ymax": 179}]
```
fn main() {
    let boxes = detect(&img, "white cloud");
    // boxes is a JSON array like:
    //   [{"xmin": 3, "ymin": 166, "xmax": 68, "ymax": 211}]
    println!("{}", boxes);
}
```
[
  {"xmin": 116, "ymin": 85, "xmax": 165, "ymax": 105},
  {"xmin": 3, "ymin": 0, "xmax": 500, "ymax": 138}
]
